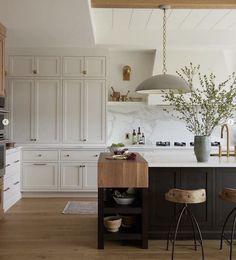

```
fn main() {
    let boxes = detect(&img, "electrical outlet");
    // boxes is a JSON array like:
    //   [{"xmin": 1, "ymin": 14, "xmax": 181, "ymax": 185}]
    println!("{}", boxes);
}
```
[{"xmin": 125, "ymin": 133, "xmax": 130, "ymax": 139}]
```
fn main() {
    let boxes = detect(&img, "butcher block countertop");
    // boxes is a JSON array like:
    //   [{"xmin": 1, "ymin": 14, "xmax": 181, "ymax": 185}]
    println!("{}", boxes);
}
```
[{"xmin": 97, "ymin": 152, "xmax": 148, "ymax": 188}]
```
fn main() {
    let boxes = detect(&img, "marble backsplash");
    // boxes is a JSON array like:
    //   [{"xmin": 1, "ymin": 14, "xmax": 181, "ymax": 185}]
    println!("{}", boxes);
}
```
[{"xmin": 107, "ymin": 104, "xmax": 236, "ymax": 147}]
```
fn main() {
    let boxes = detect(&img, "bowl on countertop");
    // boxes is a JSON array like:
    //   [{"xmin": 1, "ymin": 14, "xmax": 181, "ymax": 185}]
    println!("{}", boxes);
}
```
[
  {"xmin": 113, "ymin": 196, "xmax": 135, "ymax": 205},
  {"xmin": 104, "ymin": 216, "xmax": 122, "ymax": 232}
]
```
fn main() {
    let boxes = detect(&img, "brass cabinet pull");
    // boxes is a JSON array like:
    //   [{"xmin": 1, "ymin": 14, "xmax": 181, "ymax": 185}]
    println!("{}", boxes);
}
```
[
  {"xmin": 37, "ymin": 154, "xmax": 42, "ymax": 157},
  {"xmin": 83, "ymin": 139, "xmax": 87, "ymax": 141},
  {"xmin": 5, "ymin": 164, "xmax": 10, "ymax": 167},
  {"xmin": 14, "ymin": 181, "xmax": 20, "ymax": 185},
  {"xmin": 4, "ymin": 187, "xmax": 10, "ymax": 192},
  {"xmin": 33, "ymin": 69, "xmax": 37, "ymax": 74},
  {"xmin": 14, "ymin": 160, "xmax": 20, "ymax": 163},
  {"xmin": 33, "ymin": 163, "xmax": 47, "ymax": 166},
  {"xmin": 66, "ymin": 154, "xmax": 70, "ymax": 157}
]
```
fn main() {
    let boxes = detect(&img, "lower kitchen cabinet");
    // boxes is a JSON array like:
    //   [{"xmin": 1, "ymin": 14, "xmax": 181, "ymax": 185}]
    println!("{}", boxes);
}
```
[
  {"xmin": 4, "ymin": 148, "xmax": 21, "ymax": 211},
  {"xmin": 60, "ymin": 164, "xmax": 83, "ymax": 191},
  {"xmin": 60, "ymin": 162, "xmax": 97, "ymax": 191},
  {"xmin": 82, "ymin": 162, "xmax": 97, "ymax": 191},
  {"xmin": 22, "ymin": 163, "xmax": 58, "ymax": 191}
]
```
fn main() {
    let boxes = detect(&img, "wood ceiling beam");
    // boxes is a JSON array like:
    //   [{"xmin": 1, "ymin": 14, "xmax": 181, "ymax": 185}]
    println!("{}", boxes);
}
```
[{"xmin": 91, "ymin": 0, "xmax": 236, "ymax": 9}]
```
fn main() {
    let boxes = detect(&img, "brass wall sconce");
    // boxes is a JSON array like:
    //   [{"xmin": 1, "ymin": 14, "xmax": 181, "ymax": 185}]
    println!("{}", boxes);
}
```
[{"xmin": 123, "ymin": 65, "xmax": 131, "ymax": 81}]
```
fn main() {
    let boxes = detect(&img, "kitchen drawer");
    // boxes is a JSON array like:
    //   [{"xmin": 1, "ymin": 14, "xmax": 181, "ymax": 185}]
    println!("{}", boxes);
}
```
[
  {"xmin": 4, "ymin": 173, "xmax": 20, "ymax": 190},
  {"xmin": 22, "ymin": 150, "xmax": 58, "ymax": 162},
  {"xmin": 60, "ymin": 150, "xmax": 101, "ymax": 161},
  {"xmin": 6, "ymin": 151, "xmax": 20, "ymax": 165}
]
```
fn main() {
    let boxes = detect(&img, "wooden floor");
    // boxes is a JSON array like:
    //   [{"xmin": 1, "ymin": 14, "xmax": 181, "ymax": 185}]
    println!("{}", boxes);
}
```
[{"xmin": 0, "ymin": 198, "xmax": 232, "ymax": 260}]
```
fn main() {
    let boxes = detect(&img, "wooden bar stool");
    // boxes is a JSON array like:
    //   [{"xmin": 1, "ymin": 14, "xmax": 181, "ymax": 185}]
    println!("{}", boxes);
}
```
[
  {"xmin": 165, "ymin": 188, "xmax": 206, "ymax": 260},
  {"xmin": 219, "ymin": 188, "xmax": 236, "ymax": 260}
]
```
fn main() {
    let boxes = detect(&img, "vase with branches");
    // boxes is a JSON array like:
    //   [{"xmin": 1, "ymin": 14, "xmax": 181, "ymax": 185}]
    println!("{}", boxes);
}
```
[{"xmin": 162, "ymin": 63, "xmax": 236, "ymax": 161}]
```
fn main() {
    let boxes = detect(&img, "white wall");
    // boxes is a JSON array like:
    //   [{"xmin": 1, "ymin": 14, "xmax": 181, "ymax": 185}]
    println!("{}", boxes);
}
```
[
  {"xmin": 107, "ymin": 50, "xmax": 155, "ymax": 101},
  {"xmin": 108, "ymin": 49, "xmax": 236, "ymax": 146}
]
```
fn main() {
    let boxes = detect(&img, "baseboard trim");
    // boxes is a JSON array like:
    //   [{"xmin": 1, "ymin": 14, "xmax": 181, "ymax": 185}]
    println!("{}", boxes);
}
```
[{"xmin": 22, "ymin": 192, "xmax": 98, "ymax": 198}]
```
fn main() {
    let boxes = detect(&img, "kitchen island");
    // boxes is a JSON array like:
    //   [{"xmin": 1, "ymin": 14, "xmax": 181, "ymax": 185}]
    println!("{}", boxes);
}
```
[{"xmin": 144, "ymin": 150, "xmax": 236, "ymax": 239}]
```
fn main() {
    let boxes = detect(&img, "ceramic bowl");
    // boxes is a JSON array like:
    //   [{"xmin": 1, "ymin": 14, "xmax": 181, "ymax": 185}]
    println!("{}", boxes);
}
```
[
  {"xmin": 113, "ymin": 196, "xmax": 135, "ymax": 205},
  {"xmin": 104, "ymin": 216, "xmax": 122, "ymax": 232}
]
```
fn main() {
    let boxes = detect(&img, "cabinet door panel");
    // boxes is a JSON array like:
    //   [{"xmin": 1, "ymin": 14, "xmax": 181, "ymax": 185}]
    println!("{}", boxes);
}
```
[
  {"xmin": 149, "ymin": 168, "xmax": 180, "ymax": 238},
  {"xmin": 35, "ymin": 56, "xmax": 61, "ymax": 77},
  {"xmin": 9, "ymin": 56, "xmax": 34, "ymax": 76},
  {"xmin": 216, "ymin": 168, "xmax": 236, "ymax": 228},
  {"xmin": 82, "ymin": 162, "xmax": 97, "ymax": 191},
  {"xmin": 60, "ymin": 164, "xmax": 83, "ymax": 190},
  {"xmin": 63, "ymin": 80, "xmax": 83, "ymax": 143},
  {"xmin": 9, "ymin": 79, "xmax": 34, "ymax": 143},
  {"xmin": 35, "ymin": 80, "xmax": 60, "ymax": 143},
  {"xmin": 62, "ymin": 56, "xmax": 83, "ymax": 77},
  {"xmin": 84, "ymin": 57, "xmax": 106, "ymax": 78},
  {"xmin": 180, "ymin": 168, "xmax": 214, "ymax": 228},
  {"xmin": 83, "ymin": 80, "xmax": 106, "ymax": 144},
  {"xmin": 22, "ymin": 163, "xmax": 58, "ymax": 191}
]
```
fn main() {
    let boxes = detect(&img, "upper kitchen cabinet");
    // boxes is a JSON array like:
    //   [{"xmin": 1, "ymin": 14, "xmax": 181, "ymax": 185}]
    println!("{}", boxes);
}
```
[
  {"xmin": 9, "ymin": 78, "xmax": 60, "ymax": 144},
  {"xmin": 62, "ymin": 56, "xmax": 106, "ymax": 78},
  {"xmin": 63, "ymin": 79, "xmax": 106, "ymax": 144},
  {"xmin": 0, "ymin": 23, "xmax": 6, "ymax": 97},
  {"xmin": 9, "ymin": 56, "xmax": 61, "ymax": 77}
]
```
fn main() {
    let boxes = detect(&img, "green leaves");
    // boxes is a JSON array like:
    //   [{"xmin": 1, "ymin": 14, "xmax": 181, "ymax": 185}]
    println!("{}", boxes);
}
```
[{"xmin": 163, "ymin": 63, "xmax": 236, "ymax": 136}]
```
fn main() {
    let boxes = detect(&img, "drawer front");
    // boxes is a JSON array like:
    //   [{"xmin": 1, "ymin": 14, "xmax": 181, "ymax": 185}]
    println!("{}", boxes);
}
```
[
  {"xmin": 60, "ymin": 150, "xmax": 101, "ymax": 161},
  {"xmin": 5, "ymin": 160, "xmax": 20, "ymax": 179},
  {"xmin": 22, "ymin": 163, "xmax": 58, "ymax": 191},
  {"xmin": 4, "ymin": 173, "xmax": 20, "ymax": 191},
  {"xmin": 6, "ymin": 151, "xmax": 20, "ymax": 165},
  {"xmin": 22, "ymin": 150, "xmax": 58, "ymax": 161}
]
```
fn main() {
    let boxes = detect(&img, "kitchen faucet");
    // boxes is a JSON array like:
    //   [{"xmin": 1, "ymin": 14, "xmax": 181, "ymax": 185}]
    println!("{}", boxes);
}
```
[{"xmin": 220, "ymin": 124, "xmax": 230, "ymax": 157}]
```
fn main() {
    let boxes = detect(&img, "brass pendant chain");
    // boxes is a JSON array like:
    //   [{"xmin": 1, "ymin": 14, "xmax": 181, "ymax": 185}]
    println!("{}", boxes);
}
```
[{"xmin": 162, "ymin": 8, "xmax": 167, "ymax": 75}]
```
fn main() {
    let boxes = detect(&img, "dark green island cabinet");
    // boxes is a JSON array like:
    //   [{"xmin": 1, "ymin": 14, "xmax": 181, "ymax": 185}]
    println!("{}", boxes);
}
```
[{"xmin": 149, "ymin": 167, "xmax": 236, "ymax": 239}]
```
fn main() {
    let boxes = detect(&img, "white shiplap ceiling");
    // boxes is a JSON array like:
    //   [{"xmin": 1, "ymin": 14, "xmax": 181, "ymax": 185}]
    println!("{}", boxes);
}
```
[
  {"xmin": 1, "ymin": 0, "xmax": 236, "ymax": 49},
  {"xmin": 92, "ymin": 8, "xmax": 236, "ymax": 49}
]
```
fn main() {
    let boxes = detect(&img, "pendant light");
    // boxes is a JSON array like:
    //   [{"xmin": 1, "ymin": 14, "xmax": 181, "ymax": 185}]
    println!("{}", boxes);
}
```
[{"xmin": 136, "ymin": 5, "xmax": 189, "ymax": 94}]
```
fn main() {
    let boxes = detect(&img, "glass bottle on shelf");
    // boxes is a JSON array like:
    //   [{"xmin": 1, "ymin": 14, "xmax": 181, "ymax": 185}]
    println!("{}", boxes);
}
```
[{"xmin": 132, "ymin": 129, "xmax": 137, "ymax": 145}]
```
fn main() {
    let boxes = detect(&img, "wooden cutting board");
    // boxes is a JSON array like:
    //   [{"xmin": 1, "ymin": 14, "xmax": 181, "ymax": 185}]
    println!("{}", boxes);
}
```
[{"xmin": 97, "ymin": 152, "xmax": 148, "ymax": 188}]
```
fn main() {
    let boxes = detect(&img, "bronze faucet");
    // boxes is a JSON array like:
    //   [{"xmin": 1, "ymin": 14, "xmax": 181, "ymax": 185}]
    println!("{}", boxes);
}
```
[{"xmin": 220, "ymin": 124, "xmax": 230, "ymax": 157}]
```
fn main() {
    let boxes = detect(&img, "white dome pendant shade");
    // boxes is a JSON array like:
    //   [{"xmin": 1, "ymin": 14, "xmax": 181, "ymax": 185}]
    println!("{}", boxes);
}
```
[
  {"xmin": 136, "ymin": 5, "xmax": 189, "ymax": 94},
  {"xmin": 136, "ymin": 74, "xmax": 189, "ymax": 94}
]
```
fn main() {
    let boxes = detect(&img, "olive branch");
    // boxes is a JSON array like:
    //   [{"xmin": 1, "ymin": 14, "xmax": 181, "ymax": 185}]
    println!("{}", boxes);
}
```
[{"xmin": 162, "ymin": 63, "xmax": 236, "ymax": 136}]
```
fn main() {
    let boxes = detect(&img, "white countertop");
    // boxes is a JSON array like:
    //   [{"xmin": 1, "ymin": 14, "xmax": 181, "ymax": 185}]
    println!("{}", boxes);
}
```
[{"xmin": 143, "ymin": 150, "xmax": 236, "ymax": 167}]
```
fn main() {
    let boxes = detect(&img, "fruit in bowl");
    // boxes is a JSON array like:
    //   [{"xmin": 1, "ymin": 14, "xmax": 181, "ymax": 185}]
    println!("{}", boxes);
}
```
[{"xmin": 109, "ymin": 143, "xmax": 128, "ymax": 155}]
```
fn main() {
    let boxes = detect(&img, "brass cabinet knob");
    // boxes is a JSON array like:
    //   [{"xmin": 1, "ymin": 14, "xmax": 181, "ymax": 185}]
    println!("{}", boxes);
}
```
[
  {"xmin": 33, "ymin": 69, "xmax": 37, "ymax": 74},
  {"xmin": 38, "ymin": 154, "xmax": 42, "ymax": 157},
  {"xmin": 82, "ymin": 70, "xmax": 87, "ymax": 75},
  {"xmin": 66, "ymin": 154, "xmax": 70, "ymax": 157}
]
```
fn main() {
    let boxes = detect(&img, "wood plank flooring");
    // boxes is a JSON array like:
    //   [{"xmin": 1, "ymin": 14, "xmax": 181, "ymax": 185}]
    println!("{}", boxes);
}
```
[{"xmin": 0, "ymin": 198, "xmax": 232, "ymax": 260}]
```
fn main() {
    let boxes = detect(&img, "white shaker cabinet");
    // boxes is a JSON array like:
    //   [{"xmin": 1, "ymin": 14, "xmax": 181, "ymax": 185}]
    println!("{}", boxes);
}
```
[
  {"xmin": 60, "ymin": 164, "xmax": 83, "ymax": 191},
  {"xmin": 9, "ymin": 79, "xmax": 34, "ymax": 143},
  {"xmin": 9, "ymin": 55, "xmax": 60, "ymax": 77},
  {"xmin": 60, "ymin": 163, "xmax": 97, "ymax": 191},
  {"xmin": 9, "ymin": 79, "xmax": 60, "ymax": 144},
  {"xmin": 35, "ymin": 80, "xmax": 60, "ymax": 143},
  {"xmin": 63, "ymin": 79, "xmax": 106, "ymax": 144},
  {"xmin": 82, "ymin": 162, "xmax": 97, "ymax": 191},
  {"xmin": 62, "ymin": 56, "xmax": 106, "ymax": 78},
  {"xmin": 22, "ymin": 163, "xmax": 58, "ymax": 191}
]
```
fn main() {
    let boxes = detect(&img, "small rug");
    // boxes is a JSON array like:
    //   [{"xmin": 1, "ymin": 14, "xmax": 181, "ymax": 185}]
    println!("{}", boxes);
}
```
[{"xmin": 62, "ymin": 201, "xmax": 97, "ymax": 215}]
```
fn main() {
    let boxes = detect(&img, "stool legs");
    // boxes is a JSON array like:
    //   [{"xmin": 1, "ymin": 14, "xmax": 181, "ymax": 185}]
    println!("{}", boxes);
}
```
[
  {"xmin": 167, "ymin": 204, "xmax": 205, "ymax": 260},
  {"xmin": 220, "ymin": 207, "xmax": 236, "ymax": 260}
]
